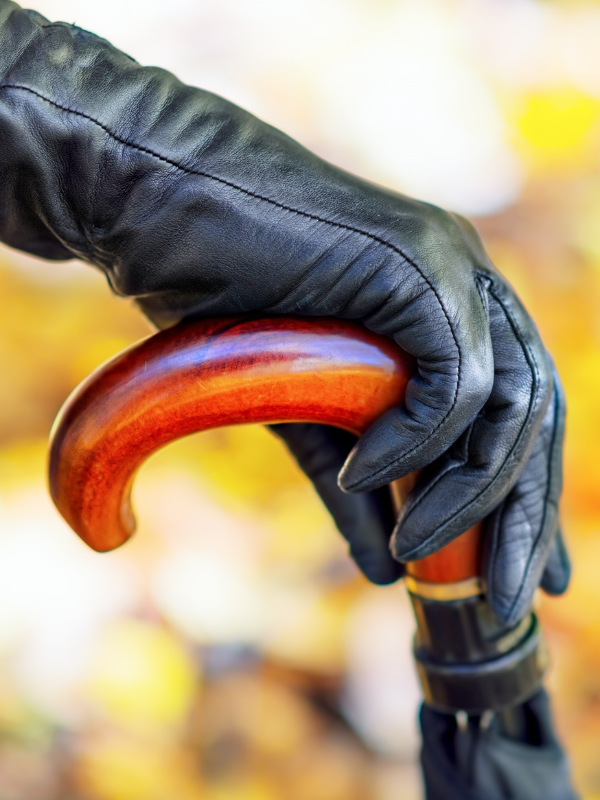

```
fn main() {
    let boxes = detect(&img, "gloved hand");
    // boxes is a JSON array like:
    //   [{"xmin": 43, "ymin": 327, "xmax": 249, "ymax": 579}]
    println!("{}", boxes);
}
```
[
  {"xmin": 0, "ymin": 1, "xmax": 569, "ymax": 622},
  {"xmin": 420, "ymin": 689, "xmax": 579, "ymax": 800}
]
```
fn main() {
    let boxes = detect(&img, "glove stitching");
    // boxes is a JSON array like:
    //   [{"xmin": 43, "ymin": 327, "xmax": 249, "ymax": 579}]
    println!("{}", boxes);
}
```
[
  {"xmin": 398, "ymin": 282, "xmax": 544, "ymax": 557},
  {"xmin": 487, "ymin": 283, "xmax": 545, "ymax": 446},
  {"xmin": 485, "ymin": 500, "xmax": 505, "ymax": 608},
  {"xmin": 505, "ymin": 378, "xmax": 562, "ymax": 621},
  {"xmin": 394, "ymin": 418, "xmax": 475, "ymax": 537},
  {"xmin": 0, "ymin": 82, "xmax": 463, "ymax": 471}
]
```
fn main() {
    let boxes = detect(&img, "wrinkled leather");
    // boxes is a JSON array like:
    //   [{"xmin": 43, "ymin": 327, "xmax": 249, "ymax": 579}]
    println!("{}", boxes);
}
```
[
  {"xmin": 0, "ymin": 1, "xmax": 569, "ymax": 622},
  {"xmin": 420, "ymin": 690, "xmax": 578, "ymax": 800}
]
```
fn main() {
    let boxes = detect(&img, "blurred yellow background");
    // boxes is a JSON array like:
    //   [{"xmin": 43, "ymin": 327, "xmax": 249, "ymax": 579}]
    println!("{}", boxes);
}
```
[{"xmin": 1, "ymin": 0, "xmax": 600, "ymax": 797}]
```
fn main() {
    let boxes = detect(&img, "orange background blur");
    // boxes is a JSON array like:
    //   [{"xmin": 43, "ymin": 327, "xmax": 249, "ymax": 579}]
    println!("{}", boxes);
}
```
[{"xmin": 1, "ymin": 1, "xmax": 600, "ymax": 798}]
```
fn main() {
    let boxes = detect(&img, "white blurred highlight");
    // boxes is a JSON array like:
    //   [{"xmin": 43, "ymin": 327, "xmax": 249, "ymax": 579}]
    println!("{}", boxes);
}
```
[
  {"xmin": 30, "ymin": 0, "xmax": 525, "ymax": 217},
  {"xmin": 344, "ymin": 586, "xmax": 421, "ymax": 757},
  {"xmin": 0, "ymin": 485, "xmax": 138, "ymax": 721}
]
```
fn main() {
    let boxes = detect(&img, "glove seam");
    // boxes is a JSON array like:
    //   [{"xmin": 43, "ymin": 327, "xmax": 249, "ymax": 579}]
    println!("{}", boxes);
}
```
[
  {"xmin": 505, "ymin": 375, "xmax": 562, "ymax": 621},
  {"xmin": 485, "ymin": 498, "xmax": 505, "ymax": 608},
  {"xmin": 0, "ymin": 82, "xmax": 464, "ymax": 474},
  {"xmin": 394, "ymin": 417, "xmax": 475, "ymax": 536},
  {"xmin": 398, "ymin": 280, "xmax": 545, "ymax": 558},
  {"xmin": 487, "ymin": 282, "xmax": 546, "ymax": 455}
]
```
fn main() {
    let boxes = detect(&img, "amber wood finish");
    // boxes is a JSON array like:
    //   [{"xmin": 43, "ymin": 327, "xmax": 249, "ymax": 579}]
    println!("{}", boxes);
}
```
[
  {"xmin": 48, "ymin": 316, "xmax": 482, "ymax": 581},
  {"xmin": 405, "ymin": 524, "xmax": 483, "ymax": 583},
  {"xmin": 390, "ymin": 475, "xmax": 483, "ymax": 583}
]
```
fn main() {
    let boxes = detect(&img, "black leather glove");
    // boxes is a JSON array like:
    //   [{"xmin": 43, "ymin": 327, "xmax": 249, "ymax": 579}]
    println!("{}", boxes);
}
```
[
  {"xmin": 420, "ymin": 690, "xmax": 578, "ymax": 800},
  {"xmin": 0, "ymin": 1, "xmax": 569, "ymax": 622}
]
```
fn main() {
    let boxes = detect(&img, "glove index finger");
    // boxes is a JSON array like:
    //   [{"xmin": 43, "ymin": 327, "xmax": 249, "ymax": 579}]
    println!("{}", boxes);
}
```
[{"xmin": 339, "ymin": 273, "xmax": 494, "ymax": 493}]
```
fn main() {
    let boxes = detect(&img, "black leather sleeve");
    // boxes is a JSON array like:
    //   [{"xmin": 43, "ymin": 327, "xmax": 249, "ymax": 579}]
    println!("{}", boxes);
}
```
[{"xmin": 0, "ymin": 1, "xmax": 569, "ymax": 620}]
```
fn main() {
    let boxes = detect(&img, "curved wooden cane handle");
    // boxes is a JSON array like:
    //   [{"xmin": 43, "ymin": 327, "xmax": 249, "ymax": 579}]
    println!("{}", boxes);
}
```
[{"xmin": 48, "ymin": 316, "xmax": 481, "ymax": 580}]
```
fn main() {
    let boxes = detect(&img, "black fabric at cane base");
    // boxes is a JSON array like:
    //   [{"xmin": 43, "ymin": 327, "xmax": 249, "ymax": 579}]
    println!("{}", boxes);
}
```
[{"xmin": 420, "ymin": 689, "xmax": 578, "ymax": 800}]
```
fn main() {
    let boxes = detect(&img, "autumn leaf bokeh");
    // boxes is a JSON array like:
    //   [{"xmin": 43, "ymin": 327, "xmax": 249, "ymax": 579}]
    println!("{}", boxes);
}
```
[{"xmin": 2, "ymin": 1, "xmax": 600, "ymax": 799}]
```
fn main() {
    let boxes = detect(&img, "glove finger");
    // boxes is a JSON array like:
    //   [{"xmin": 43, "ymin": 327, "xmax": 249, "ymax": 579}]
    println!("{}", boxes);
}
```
[
  {"xmin": 540, "ymin": 525, "xmax": 571, "ymax": 596},
  {"xmin": 482, "ymin": 365, "xmax": 565, "ymax": 623},
  {"xmin": 269, "ymin": 423, "xmax": 403, "ymax": 584},
  {"xmin": 336, "ymin": 214, "xmax": 495, "ymax": 493},
  {"xmin": 388, "ymin": 279, "xmax": 553, "ymax": 562}
]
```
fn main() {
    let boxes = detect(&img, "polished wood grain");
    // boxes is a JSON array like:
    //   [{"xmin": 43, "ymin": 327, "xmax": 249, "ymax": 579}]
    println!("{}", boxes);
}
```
[{"xmin": 48, "ymin": 315, "xmax": 481, "ymax": 582}]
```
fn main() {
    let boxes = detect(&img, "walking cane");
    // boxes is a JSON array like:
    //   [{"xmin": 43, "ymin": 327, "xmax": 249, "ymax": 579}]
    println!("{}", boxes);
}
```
[{"xmin": 47, "ymin": 316, "xmax": 571, "ymax": 796}]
